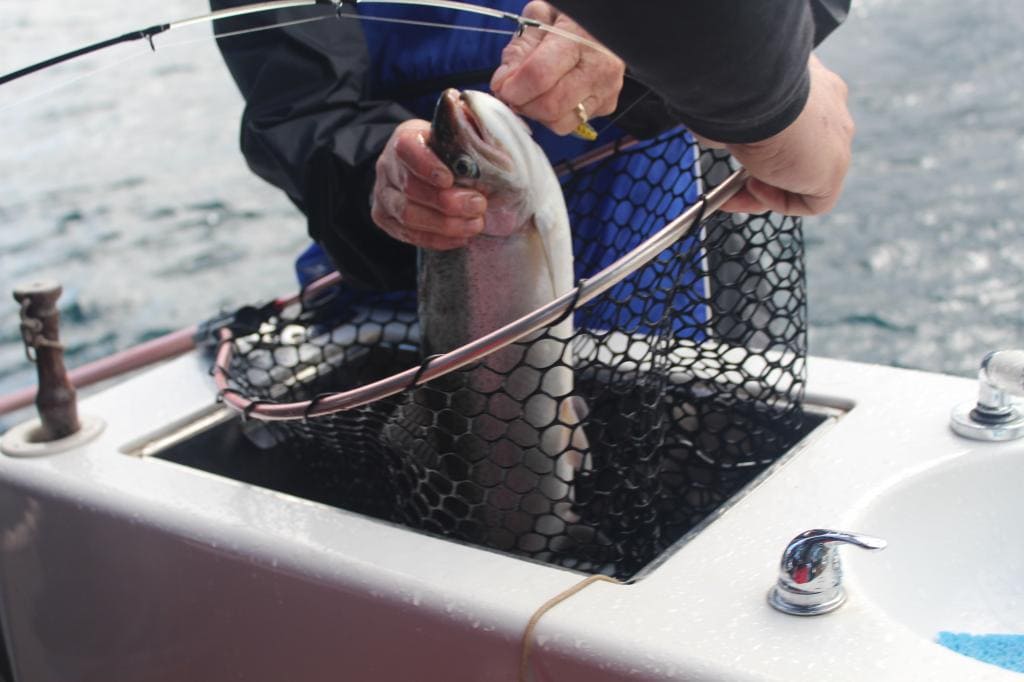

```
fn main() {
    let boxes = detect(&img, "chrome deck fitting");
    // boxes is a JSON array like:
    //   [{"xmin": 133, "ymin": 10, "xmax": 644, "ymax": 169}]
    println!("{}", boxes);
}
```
[
  {"xmin": 951, "ymin": 350, "xmax": 1024, "ymax": 441},
  {"xmin": 768, "ymin": 529, "xmax": 887, "ymax": 616}
]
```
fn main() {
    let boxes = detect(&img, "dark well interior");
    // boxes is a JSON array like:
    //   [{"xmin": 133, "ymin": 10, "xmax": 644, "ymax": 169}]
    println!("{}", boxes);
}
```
[{"xmin": 156, "ymin": 381, "xmax": 830, "ymax": 581}]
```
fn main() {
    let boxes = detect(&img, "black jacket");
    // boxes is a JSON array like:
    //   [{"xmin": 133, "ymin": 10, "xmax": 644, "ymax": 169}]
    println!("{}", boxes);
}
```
[{"xmin": 553, "ymin": 1, "xmax": 849, "ymax": 143}]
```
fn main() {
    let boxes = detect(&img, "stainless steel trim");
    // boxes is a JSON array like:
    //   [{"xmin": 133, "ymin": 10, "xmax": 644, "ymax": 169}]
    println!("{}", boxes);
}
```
[{"xmin": 118, "ymin": 404, "xmax": 236, "ymax": 458}]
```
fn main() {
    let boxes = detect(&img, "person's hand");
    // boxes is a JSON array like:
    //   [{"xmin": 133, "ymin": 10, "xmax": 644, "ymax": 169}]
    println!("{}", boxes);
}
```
[
  {"xmin": 713, "ymin": 55, "xmax": 854, "ymax": 216},
  {"xmin": 371, "ymin": 120, "xmax": 487, "ymax": 250},
  {"xmin": 490, "ymin": 0, "xmax": 624, "ymax": 136}
]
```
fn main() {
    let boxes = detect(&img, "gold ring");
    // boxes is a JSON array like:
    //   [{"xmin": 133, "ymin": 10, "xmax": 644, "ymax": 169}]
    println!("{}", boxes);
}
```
[
  {"xmin": 572, "ymin": 101, "xmax": 598, "ymax": 141},
  {"xmin": 574, "ymin": 101, "xmax": 589, "ymax": 124}
]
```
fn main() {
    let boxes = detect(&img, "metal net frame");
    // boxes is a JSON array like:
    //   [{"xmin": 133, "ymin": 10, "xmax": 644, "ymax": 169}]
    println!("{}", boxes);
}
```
[{"xmin": 213, "ymin": 129, "xmax": 807, "ymax": 580}]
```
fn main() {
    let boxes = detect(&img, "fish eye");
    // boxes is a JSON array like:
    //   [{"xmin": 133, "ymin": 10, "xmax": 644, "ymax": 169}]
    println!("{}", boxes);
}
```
[{"xmin": 452, "ymin": 155, "xmax": 479, "ymax": 179}]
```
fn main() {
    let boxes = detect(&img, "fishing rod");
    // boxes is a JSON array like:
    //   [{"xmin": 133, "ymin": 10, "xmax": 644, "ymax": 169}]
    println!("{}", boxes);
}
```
[{"xmin": 0, "ymin": 0, "xmax": 614, "ymax": 88}]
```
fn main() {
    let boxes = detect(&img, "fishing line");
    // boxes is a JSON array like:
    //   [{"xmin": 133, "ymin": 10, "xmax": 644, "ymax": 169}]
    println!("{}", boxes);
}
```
[
  {"xmin": 356, "ymin": 0, "xmax": 615, "ymax": 56},
  {"xmin": 0, "ymin": 0, "xmax": 327, "ymax": 87},
  {"xmin": 0, "ymin": 14, "xmax": 337, "ymax": 113},
  {"xmin": 347, "ymin": 12, "xmax": 516, "ymax": 36},
  {"xmin": 216, "ymin": 9, "xmax": 639, "ymax": 132},
  {"xmin": 0, "ymin": 12, "xmax": 475, "ymax": 114},
  {"xmin": 170, "ymin": 0, "xmax": 328, "ymax": 30},
  {"xmin": 329, "ymin": 9, "xmax": 657, "ymax": 139},
  {"xmin": 161, "ymin": 14, "xmax": 336, "ymax": 51},
  {"xmin": 594, "ymin": 83, "xmax": 656, "ymax": 138},
  {"xmin": 0, "ymin": 48, "xmax": 153, "ymax": 115},
  {"xmin": 0, "ymin": 0, "xmax": 615, "ymax": 89},
  {"xmin": 0, "ymin": 1, "xmax": 607, "ymax": 116}
]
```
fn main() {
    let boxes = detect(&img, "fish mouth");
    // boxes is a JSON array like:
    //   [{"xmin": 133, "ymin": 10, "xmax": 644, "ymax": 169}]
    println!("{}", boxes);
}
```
[
  {"xmin": 430, "ymin": 89, "xmax": 487, "ymax": 166},
  {"xmin": 457, "ymin": 92, "xmax": 487, "ymax": 142},
  {"xmin": 435, "ymin": 89, "xmax": 485, "ymax": 139}
]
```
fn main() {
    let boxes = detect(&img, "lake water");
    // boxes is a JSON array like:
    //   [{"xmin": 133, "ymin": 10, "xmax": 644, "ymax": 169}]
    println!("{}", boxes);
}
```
[
  {"xmin": 811, "ymin": 0, "xmax": 1024, "ymax": 375},
  {"xmin": 1, "ymin": 0, "xmax": 1022, "ymax": 419}
]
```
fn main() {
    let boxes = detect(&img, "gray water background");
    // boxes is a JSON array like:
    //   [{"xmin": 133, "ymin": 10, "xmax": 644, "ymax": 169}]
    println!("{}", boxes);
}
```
[{"xmin": 1, "ymin": 0, "xmax": 1022, "ymax": 413}]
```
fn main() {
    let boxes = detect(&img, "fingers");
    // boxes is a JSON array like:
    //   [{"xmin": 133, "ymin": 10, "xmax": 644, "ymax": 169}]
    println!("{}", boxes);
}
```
[
  {"xmin": 719, "ymin": 187, "xmax": 767, "ymax": 215},
  {"xmin": 372, "ymin": 213, "xmax": 475, "ymax": 252},
  {"xmin": 519, "ymin": 64, "xmax": 616, "ymax": 136},
  {"xmin": 490, "ymin": 1, "xmax": 624, "ymax": 136},
  {"xmin": 719, "ymin": 180, "xmax": 820, "ymax": 217},
  {"xmin": 371, "ymin": 180, "xmax": 486, "ymax": 243},
  {"xmin": 372, "ymin": 121, "xmax": 487, "ymax": 250},
  {"xmin": 400, "ymin": 174, "xmax": 488, "ymax": 217},
  {"xmin": 372, "ymin": 191, "xmax": 485, "ymax": 250},
  {"xmin": 387, "ymin": 120, "xmax": 453, "ymax": 188},
  {"xmin": 374, "ymin": 181, "xmax": 484, "ymax": 229}
]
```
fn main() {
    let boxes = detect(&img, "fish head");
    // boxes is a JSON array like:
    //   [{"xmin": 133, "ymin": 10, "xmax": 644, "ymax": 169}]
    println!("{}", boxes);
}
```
[{"xmin": 430, "ymin": 88, "xmax": 546, "ymax": 236}]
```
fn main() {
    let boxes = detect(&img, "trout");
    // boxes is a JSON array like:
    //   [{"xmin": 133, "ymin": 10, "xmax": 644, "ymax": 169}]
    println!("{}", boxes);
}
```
[{"xmin": 385, "ymin": 89, "xmax": 588, "ymax": 556}]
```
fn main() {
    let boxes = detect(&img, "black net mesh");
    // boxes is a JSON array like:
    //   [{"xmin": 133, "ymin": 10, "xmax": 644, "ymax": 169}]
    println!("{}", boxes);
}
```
[{"xmin": 219, "ymin": 129, "xmax": 808, "ymax": 580}]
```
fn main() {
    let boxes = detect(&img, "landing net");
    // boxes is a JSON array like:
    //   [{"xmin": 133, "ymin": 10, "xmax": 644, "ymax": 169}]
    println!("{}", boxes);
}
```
[{"xmin": 215, "ymin": 129, "xmax": 807, "ymax": 579}]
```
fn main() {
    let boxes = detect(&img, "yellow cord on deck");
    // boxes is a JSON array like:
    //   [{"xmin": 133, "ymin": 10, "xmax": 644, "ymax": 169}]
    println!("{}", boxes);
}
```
[{"xmin": 519, "ymin": 574, "xmax": 623, "ymax": 681}]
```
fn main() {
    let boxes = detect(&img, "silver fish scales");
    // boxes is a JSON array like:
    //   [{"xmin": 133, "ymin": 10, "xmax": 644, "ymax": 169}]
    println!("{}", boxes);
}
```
[{"xmin": 383, "ymin": 89, "xmax": 590, "ymax": 556}]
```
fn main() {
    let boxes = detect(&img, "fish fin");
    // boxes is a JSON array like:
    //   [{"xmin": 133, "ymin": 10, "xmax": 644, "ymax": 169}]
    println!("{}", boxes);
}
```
[
  {"xmin": 558, "ymin": 394, "xmax": 591, "ymax": 472},
  {"xmin": 569, "ymin": 394, "xmax": 590, "ymax": 422},
  {"xmin": 533, "ymin": 189, "xmax": 576, "ymax": 300},
  {"xmin": 546, "ymin": 394, "xmax": 591, "ymax": 531}
]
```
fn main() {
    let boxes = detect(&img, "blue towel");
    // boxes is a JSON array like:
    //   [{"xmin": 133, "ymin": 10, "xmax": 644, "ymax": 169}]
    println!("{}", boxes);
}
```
[{"xmin": 937, "ymin": 632, "xmax": 1024, "ymax": 674}]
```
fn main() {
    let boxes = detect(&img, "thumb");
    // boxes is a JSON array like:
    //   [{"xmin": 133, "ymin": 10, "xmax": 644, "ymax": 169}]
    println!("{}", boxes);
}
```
[{"xmin": 491, "ymin": 62, "xmax": 513, "ymax": 92}]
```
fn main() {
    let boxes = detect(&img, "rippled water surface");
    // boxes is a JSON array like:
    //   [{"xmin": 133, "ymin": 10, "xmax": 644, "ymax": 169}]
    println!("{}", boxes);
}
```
[
  {"xmin": 812, "ymin": 0, "xmax": 1024, "ymax": 374},
  {"xmin": 0, "ymin": 1, "xmax": 308, "ymax": 402},
  {"xmin": 1, "ymin": 0, "xmax": 1022, "ymax": 417}
]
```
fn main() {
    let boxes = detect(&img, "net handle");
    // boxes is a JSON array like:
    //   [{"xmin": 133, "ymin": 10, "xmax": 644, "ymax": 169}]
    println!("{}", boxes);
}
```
[{"xmin": 214, "ymin": 166, "xmax": 749, "ymax": 421}]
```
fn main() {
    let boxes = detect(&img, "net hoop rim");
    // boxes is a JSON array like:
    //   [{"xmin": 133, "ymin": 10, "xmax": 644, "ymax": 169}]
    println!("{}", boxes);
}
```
[{"xmin": 213, "ymin": 164, "xmax": 748, "ymax": 421}]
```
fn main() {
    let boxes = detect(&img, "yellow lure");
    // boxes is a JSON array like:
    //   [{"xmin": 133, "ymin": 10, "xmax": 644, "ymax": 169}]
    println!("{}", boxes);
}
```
[{"xmin": 572, "ymin": 122, "xmax": 598, "ymax": 141}]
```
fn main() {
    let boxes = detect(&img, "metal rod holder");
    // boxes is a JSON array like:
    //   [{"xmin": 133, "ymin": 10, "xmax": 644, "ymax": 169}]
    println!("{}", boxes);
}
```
[
  {"xmin": 950, "ymin": 350, "xmax": 1024, "ymax": 441},
  {"xmin": 12, "ymin": 280, "xmax": 81, "ymax": 441}
]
